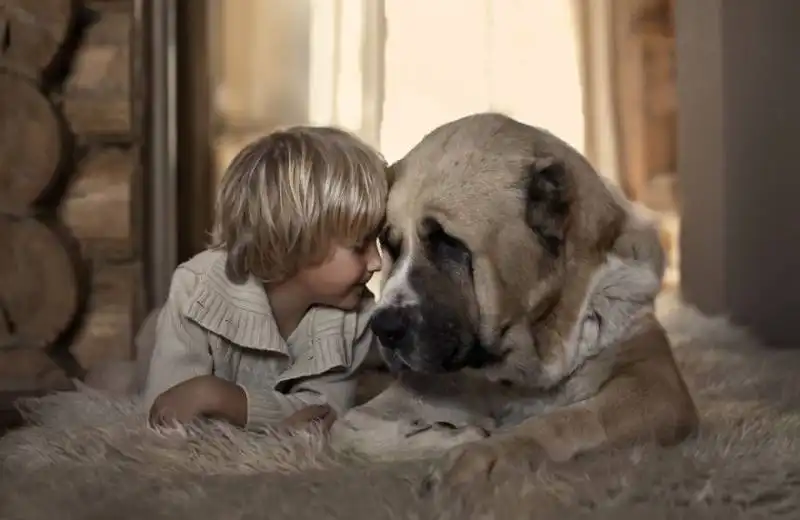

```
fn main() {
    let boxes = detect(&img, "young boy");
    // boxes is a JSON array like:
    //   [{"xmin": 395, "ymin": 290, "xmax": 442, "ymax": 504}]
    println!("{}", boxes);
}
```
[{"xmin": 139, "ymin": 125, "xmax": 387, "ymax": 431}]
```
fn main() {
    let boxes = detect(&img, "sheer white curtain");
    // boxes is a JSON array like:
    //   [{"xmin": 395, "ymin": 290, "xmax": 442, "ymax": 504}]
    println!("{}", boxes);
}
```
[
  {"xmin": 577, "ymin": 0, "xmax": 623, "ymax": 185},
  {"xmin": 211, "ymin": 0, "xmax": 620, "ymax": 181},
  {"xmin": 308, "ymin": 0, "xmax": 618, "ymax": 170},
  {"xmin": 379, "ymin": 0, "xmax": 589, "ymax": 166},
  {"xmin": 306, "ymin": 0, "xmax": 384, "ymax": 148}
]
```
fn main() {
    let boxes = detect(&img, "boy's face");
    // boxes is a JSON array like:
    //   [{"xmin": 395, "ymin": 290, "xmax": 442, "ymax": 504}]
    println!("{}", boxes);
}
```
[{"xmin": 298, "ymin": 241, "xmax": 383, "ymax": 310}]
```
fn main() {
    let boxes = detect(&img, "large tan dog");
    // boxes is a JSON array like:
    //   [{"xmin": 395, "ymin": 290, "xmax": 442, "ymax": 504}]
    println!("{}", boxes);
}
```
[{"xmin": 332, "ymin": 112, "xmax": 698, "ymax": 495}]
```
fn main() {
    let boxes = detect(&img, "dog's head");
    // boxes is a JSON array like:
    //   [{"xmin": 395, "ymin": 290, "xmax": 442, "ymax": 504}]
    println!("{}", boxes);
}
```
[{"xmin": 370, "ymin": 113, "xmax": 658, "ymax": 381}]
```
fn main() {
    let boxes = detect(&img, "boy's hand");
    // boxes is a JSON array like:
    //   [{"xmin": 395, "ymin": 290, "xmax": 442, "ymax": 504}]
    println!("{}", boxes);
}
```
[
  {"xmin": 149, "ymin": 377, "xmax": 336, "ymax": 433},
  {"xmin": 280, "ymin": 404, "xmax": 337, "ymax": 433},
  {"xmin": 148, "ymin": 376, "xmax": 207, "ymax": 426},
  {"xmin": 148, "ymin": 375, "xmax": 246, "ymax": 427}
]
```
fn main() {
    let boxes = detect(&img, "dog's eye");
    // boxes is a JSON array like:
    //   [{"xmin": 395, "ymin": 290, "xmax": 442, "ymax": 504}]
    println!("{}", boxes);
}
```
[
  {"xmin": 422, "ymin": 218, "xmax": 472, "ymax": 273},
  {"xmin": 378, "ymin": 227, "xmax": 401, "ymax": 259}
]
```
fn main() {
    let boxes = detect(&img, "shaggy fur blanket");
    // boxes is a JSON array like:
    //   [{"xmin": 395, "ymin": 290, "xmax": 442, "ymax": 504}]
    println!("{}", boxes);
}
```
[{"xmin": 1, "ymin": 293, "xmax": 799, "ymax": 520}]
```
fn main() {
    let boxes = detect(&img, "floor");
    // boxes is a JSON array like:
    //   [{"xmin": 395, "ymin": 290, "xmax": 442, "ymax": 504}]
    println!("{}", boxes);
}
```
[
  {"xmin": 0, "ymin": 391, "xmax": 37, "ymax": 437},
  {"xmin": 5, "ymin": 299, "xmax": 799, "ymax": 520}
]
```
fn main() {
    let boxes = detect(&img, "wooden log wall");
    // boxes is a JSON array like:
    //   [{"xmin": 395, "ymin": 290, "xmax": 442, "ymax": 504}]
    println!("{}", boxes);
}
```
[{"xmin": 0, "ymin": 0, "xmax": 143, "ymax": 394}]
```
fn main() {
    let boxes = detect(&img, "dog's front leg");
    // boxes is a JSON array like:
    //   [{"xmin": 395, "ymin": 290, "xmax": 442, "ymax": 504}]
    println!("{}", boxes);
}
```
[
  {"xmin": 330, "ymin": 378, "xmax": 497, "ymax": 461},
  {"xmin": 423, "ymin": 317, "xmax": 699, "ymax": 495}
]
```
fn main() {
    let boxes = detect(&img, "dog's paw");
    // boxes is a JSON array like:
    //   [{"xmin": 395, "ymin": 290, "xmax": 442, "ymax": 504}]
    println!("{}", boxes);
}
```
[
  {"xmin": 420, "ymin": 435, "xmax": 545, "ymax": 498},
  {"xmin": 400, "ymin": 421, "xmax": 490, "ymax": 454}
]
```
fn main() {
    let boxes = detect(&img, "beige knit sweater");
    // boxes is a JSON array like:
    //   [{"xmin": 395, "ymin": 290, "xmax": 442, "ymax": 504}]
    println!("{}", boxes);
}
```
[{"xmin": 138, "ymin": 249, "xmax": 376, "ymax": 429}]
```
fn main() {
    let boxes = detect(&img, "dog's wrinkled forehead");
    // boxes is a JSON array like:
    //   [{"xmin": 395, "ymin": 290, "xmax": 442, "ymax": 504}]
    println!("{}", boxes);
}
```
[{"xmin": 385, "ymin": 114, "xmax": 535, "ymax": 239}]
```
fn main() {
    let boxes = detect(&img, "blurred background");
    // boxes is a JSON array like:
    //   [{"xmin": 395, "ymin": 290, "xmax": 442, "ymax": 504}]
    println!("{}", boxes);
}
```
[
  {"xmin": 0, "ymin": 0, "xmax": 678, "ymax": 396},
  {"xmin": 27, "ymin": 0, "xmax": 800, "ymax": 403}
]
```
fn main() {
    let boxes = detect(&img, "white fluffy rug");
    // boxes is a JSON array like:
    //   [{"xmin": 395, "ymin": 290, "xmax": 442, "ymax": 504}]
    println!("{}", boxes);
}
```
[{"xmin": 1, "ymin": 293, "xmax": 799, "ymax": 520}]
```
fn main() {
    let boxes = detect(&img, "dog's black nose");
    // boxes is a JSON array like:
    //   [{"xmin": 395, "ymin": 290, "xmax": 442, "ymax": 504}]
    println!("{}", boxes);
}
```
[{"xmin": 370, "ymin": 308, "xmax": 410, "ymax": 348}]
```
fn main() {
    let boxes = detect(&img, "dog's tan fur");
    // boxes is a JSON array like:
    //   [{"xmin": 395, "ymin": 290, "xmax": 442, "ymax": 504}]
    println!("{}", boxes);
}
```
[{"xmin": 334, "ymin": 112, "xmax": 698, "ymax": 494}]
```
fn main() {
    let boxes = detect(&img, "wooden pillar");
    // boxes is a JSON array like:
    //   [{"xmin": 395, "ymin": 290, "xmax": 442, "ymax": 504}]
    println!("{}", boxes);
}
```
[
  {"xmin": 176, "ymin": 0, "xmax": 214, "ymax": 263},
  {"xmin": 676, "ymin": 0, "xmax": 800, "ymax": 346}
]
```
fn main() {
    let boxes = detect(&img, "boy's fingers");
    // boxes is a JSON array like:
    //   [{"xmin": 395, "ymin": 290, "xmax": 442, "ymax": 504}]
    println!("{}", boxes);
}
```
[{"xmin": 315, "ymin": 408, "xmax": 337, "ymax": 432}]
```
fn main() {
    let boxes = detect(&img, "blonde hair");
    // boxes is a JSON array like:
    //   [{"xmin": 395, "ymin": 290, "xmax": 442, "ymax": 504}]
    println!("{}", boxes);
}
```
[{"xmin": 211, "ymin": 126, "xmax": 388, "ymax": 284}]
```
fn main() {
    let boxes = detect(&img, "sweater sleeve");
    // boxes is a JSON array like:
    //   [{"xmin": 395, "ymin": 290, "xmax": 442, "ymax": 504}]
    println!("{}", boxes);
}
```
[
  {"xmin": 141, "ymin": 267, "xmax": 214, "ymax": 411},
  {"xmin": 239, "ymin": 303, "xmax": 378, "ymax": 429}
]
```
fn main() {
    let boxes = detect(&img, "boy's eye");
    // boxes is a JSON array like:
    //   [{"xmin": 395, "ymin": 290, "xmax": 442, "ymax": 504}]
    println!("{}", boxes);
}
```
[
  {"xmin": 351, "ymin": 239, "xmax": 373, "ymax": 253},
  {"xmin": 352, "ymin": 229, "xmax": 382, "ymax": 254}
]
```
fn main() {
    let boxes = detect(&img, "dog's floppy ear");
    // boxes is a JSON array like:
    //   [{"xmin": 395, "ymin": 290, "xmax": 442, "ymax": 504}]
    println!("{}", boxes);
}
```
[{"xmin": 524, "ymin": 156, "xmax": 571, "ymax": 256}]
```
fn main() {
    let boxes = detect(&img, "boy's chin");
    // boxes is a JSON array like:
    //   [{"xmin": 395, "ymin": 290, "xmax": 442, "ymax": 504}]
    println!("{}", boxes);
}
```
[{"xmin": 334, "ymin": 286, "xmax": 367, "ymax": 310}]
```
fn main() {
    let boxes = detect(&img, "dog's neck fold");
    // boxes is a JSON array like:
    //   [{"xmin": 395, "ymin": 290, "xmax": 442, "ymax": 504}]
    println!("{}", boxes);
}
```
[
  {"xmin": 488, "ymin": 212, "xmax": 665, "ymax": 398},
  {"xmin": 539, "ymin": 255, "xmax": 661, "ymax": 385}
]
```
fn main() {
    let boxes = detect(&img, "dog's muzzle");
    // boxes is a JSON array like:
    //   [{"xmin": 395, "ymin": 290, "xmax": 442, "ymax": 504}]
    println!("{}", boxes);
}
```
[{"xmin": 370, "ymin": 306, "xmax": 416, "ymax": 351}]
